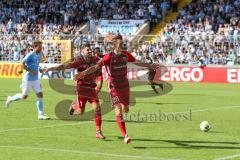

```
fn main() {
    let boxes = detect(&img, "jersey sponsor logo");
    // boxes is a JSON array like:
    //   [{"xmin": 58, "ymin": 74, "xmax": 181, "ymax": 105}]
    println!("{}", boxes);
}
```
[{"xmin": 112, "ymin": 96, "xmax": 120, "ymax": 104}]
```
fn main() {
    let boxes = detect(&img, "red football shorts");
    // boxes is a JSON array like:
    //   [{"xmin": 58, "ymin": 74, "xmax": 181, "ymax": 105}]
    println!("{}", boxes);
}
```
[
  {"xmin": 72, "ymin": 84, "xmax": 99, "ymax": 112},
  {"xmin": 108, "ymin": 80, "xmax": 130, "ymax": 107}
]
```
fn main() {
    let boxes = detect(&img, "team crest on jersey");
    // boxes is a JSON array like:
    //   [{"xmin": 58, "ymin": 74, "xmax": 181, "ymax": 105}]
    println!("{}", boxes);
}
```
[{"xmin": 112, "ymin": 96, "xmax": 120, "ymax": 104}]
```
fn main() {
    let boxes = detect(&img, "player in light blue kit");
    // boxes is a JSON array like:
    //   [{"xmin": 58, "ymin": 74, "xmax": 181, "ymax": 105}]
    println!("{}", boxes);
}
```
[{"xmin": 6, "ymin": 41, "xmax": 50, "ymax": 120}]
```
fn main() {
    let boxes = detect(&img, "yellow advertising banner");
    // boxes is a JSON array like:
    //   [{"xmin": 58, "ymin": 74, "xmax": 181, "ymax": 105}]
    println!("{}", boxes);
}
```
[{"xmin": 0, "ymin": 62, "xmax": 23, "ymax": 78}]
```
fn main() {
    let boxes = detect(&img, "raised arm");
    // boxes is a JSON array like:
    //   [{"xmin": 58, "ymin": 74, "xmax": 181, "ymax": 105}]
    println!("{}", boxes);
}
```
[
  {"xmin": 124, "ymin": 51, "xmax": 159, "ymax": 70},
  {"xmin": 95, "ymin": 68, "xmax": 103, "ymax": 93},
  {"xmin": 73, "ymin": 63, "xmax": 102, "ymax": 81},
  {"xmin": 44, "ymin": 58, "xmax": 83, "ymax": 72},
  {"xmin": 132, "ymin": 60, "xmax": 159, "ymax": 70},
  {"xmin": 45, "ymin": 63, "xmax": 70, "ymax": 72}
]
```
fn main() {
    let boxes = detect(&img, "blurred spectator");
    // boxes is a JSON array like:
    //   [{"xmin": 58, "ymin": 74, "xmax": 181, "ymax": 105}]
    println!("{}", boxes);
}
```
[
  {"xmin": 0, "ymin": 0, "xmax": 172, "ymax": 36},
  {"xmin": 135, "ymin": 0, "xmax": 240, "ymax": 65},
  {"xmin": 0, "ymin": 0, "xmax": 239, "ymax": 66},
  {"xmin": 0, "ymin": 0, "xmax": 173, "ymax": 63},
  {"xmin": 161, "ymin": 0, "xmax": 170, "ymax": 22},
  {"xmin": 171, "ymin": 0, "xmax": 179, "ymax": 12}
]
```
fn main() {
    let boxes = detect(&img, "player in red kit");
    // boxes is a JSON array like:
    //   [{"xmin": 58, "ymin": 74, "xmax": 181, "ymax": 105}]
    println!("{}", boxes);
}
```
[
  {"xmin": 92, "ymin": 47, "xmax": 103, "ymax": 93},
  {"xmin": 44, "ymin": 44, "xmax": 105, "ymax": 139},
  {"xmin": 74, "ymin": 35, "xmax": 159, "ymax": 144}
]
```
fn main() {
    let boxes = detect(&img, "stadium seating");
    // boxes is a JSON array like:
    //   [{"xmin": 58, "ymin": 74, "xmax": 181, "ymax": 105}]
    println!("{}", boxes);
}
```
[
  {"xmin": 0, "ymin": 0, "xmax": 239, "ymax": 65},
  {"xmin": 137, "ymin": 0, "xmax": 240, "ymax": 65}
]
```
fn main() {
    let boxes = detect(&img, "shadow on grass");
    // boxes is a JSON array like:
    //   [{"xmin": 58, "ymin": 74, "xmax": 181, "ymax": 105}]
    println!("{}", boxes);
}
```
[
  {"xmin": 134, "ymin": 102, "xmax": 195, "ymax": 105},
  {"xmin": 132, "ymin": 139, "xmax": 240, "ymax": 150},
  {"xmin": 102, "ymin": 119, "xmax": 167, "ymax": 124},
  {"xmin": 169, "ymin": 94, "xmax": 208, "ymax": 96}
]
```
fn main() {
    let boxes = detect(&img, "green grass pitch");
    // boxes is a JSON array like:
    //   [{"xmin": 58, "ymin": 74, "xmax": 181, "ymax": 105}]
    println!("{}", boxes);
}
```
[{"xmin": 0, "ymin": 79, "xmax": 240, "ymax": 160}]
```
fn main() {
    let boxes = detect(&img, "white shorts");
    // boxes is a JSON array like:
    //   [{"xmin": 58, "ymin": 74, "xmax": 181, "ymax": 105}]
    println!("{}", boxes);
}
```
[{"xmin": 20, "ymin": 80, "xmax": 42, "ymax": 96}]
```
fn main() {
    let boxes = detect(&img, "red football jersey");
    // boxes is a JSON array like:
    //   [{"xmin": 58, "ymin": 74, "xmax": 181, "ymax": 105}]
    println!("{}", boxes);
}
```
[
  {"xmin": 101, "ymin": 50, "xmax": 135, "ymax": 80},
  {"xmin": 67, "ymin": 56, "xmax": 101, "ymax": 98},
  {"xmin": 98, "ymin": 51, "xmax": 136, "ymax": 106}
]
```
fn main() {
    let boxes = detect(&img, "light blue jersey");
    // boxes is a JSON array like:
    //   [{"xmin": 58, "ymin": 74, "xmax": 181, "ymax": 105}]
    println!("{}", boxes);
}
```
[{"xmin": 22, "ymin": 51, "xmax": 42, "ymax": 81}]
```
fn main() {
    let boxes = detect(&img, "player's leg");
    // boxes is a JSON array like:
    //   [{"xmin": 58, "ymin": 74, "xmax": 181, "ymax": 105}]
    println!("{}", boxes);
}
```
[
  {"xmin": 69, "ymin": 98, "xmax": 86, "ymax": 115},
  {"xmin": 122, "ymin": 105, "xmax": 129, "ymax": 113},
  {"xmin": 6, "ymin": 93, "xmax": 22, "ymax": 108},
  {"xmin": 76, "ymin": 96, "xmax": 87, "ymax": 115},
  {"xmin": 115, "ymin": 104, "xmax": 131, "ymax": 144},
  {"xmin": 32, "ymin": 80, "xmax": 50, "ymax": 120},
  {"xmin": 6, "ymin": 81, "xmax": 30, "ymax": 108},
  {"xmin": 91, "ymin": 101, "xmax": 105, "ymax": 139},
  {"xmin": 121, "ymin": 104, "xmax": 131, "ymax": 144},
  {"xmin": 69, "ymin": 101, "xmax": 79, "ymax": 115}
]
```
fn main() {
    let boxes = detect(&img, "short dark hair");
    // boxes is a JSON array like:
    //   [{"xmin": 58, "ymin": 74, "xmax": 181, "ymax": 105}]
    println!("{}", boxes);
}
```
[
  {"xmin": 94, "ymin": 47, "xmax": 100, "ymax": 51},
  {"xmin": 112, "ymin": 34, "xmax": 123, "ymax": 41},
  {"xmin": 83, "ymin": 43, "xmax": 91, "ymax": 48},
  {"xmin": 33, "ymin": 41, "xmax": 42, "ymax": 48}
]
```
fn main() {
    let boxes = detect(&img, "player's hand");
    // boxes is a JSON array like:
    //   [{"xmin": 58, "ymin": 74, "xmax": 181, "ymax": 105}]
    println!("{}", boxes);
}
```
[
  {"xmin": 39, "ymin": 67, "xmax": 47, "ymax": 73},
  {"xmin": 95, "ymin": 87, "xmax": 100, "ymax": 94},
  {"xmin": 42, "ymin": 68, "xmax": 49, "ymax": 73},
  {"xmin": 30, "ymin": 71, "xmax": 37, "ymax": 75},
  {"xmin": 73, "ymin": 72, "xmax": 84, "ymax": 81}
]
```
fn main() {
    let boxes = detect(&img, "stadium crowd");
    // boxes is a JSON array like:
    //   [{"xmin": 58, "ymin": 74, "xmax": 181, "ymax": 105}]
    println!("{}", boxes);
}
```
[
  {"xmin": 0, "ymin": 0, "xmax": 239, "ymax": 65},
  {"xmin": 0, "ymin": 0, "xmax": 170, "ymax": 35},
  {"xmin": 0, "ymin": 0, "xmax": 172, "ymax": 62},
  {"xmin": 136, "ymin": 0, "xmax": 240, "ymax": 65}
]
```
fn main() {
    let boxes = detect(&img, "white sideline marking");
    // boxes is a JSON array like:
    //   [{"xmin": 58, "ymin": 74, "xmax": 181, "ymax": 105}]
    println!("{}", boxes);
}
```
[
  {"xmin": 0, "ymin": 105, "xmax": 239, "ymax": 134},
  {"xmin": 0, "ymin": 145, "xmax": 179, "ymax": 160},
  {"xmin": 175, "ymin": 105, "xmax": 240, "ymax": 114},
  {"xmin": 0, "ymin": 121, "xmax": 91, "ymax": 133},
  {"xmin": 213, "ymin": 153, "xmax": 240, "ymax": 160}
]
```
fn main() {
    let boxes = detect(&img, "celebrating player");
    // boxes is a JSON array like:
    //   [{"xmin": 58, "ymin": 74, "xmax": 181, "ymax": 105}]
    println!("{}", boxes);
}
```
[
  {"xmin": 6, "ymin": 41, "xmax": 50, "ymax": 120},
  {"xmin": 92, "ymin": 47, "xmax": 103, "ymax": 94},
  {"xmin": 44, "ymin": 44, "xmax": 105, "ymax": 139},
  {"xmin": 74, "ymin": 34, "xmax": 159, "ymax": 144}
]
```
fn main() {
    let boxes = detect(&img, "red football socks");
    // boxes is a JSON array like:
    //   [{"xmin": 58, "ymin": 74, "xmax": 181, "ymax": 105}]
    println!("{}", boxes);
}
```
[
  {"xmin": 95, "ymin": 112, "xmax": 102, "ymax": 132},
  {"xmin": 116, "ymin": 114, "xmax": 126, "ymax": 137}
]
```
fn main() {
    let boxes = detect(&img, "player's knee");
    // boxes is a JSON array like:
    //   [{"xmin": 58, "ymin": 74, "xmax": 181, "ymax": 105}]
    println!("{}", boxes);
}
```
[
  {"xmin": 37, "ymin": 92, "xmax": 43, "ymax": 98},
  {"xmin": 94, "ymin": 106, "xmax": 101, "ymax": 115},
  {"xmin": 79, "ymin": 112, "xmax": 84, "ymax": 115},
  {"xmin": 123, "ymin": 106, "xmax": 129, "ymax": 113},
  {"xmin": 94, "ymin": 106, "xmax": 100, "ymax": 112},
  {"xmin": 114, "ymin": 106, "xmax": 122, "ymax": 116},
  {"xmin": 80, "ymin": 107, "xmax": 85, "ymax": 115},
  {"xmin": 22, "ymin": 95, "xmax": 28, "ymax": 100}
]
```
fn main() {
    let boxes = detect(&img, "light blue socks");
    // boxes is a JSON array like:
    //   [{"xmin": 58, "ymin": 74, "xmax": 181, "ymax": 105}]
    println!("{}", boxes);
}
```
[{"xmin": 36, "ymin": 98, "xmax": 44, "ymax": 115}]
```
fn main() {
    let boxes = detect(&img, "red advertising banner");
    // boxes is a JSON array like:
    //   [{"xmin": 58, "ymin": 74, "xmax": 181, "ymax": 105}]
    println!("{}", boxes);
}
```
[
  {"xmin": 103, "ymin": 65, "xmax": 240, "ymax": 84},
  {"xmin": 1, "ymin": 62, "xmax": 239, "ymax": 84},
  {"xmin": 156, "ymin": 66, "xmax": 240, "ymax": 84}
]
